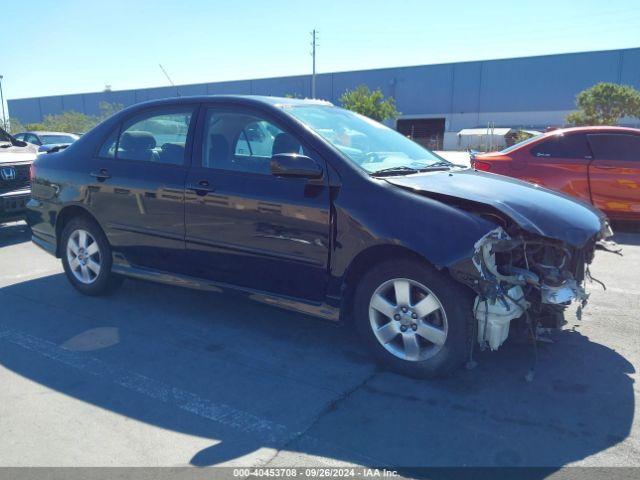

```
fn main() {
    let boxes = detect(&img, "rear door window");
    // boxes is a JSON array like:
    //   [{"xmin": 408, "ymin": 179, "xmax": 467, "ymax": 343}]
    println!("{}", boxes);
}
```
[
  {"xmin": 587, "ymin": 134, "xmax": 640, "ymax": 162},
  {"xmin": 531, "ymin": 133, "xmax": 592, "ymax": 159},
  {"xmin": 97, "ymin": 130, "xmax": 119, "ymax": 159},
  {"xmin": 117, "ymin": 108, "xmax": 194, "ymax": 165},
  {"xmin": 25, "ymin": 134, "xmax": 42, "ymax": 145}
]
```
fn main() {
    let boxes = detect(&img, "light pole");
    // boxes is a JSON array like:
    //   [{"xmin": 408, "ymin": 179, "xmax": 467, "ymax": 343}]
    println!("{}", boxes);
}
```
[
  {"xmin": 0, "ymin": 75, "xmax": 6, "ymax": 130},
  {"xmin": 310, "ymin": 30, "xmax": 318, "ymax": 98}
]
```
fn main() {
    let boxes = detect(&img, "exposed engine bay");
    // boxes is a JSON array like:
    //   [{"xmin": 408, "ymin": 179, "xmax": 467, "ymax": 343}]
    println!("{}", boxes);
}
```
[
  {"xmin": 380, "ymin": 171, "xmax": 616, "ymax": 364},
  {"xmin": 451, "ymin": 223, "xmax": 612, "ymax": 352}
]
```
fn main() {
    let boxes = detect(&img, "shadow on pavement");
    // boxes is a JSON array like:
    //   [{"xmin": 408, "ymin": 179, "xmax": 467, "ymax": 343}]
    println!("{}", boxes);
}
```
[
  {"xmin": 0, "ymin": 221, "xmax": 31, "ymax": 248},
  {"xmin": 611, "ymin": 221, "xmax": 640, "ymax": 246},
  {"xmin": 0, "ymin": 269, "xmax": 635, "ymax": 474}
]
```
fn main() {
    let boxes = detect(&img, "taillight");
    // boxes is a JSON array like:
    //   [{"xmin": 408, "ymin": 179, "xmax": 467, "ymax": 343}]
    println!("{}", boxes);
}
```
[
  {"xmin": 472, "ymin": 160, "xmax": 492, "ymax": 171},
  {"xmin": 29, "ymin": 164, "xmax": 35, "ymax": 181}
]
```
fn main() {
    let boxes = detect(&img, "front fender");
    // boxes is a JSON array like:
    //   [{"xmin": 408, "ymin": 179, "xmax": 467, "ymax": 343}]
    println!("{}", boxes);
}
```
[{"xmin": 330, "ymin": 180, "xmax": 498, "ymax": 279}]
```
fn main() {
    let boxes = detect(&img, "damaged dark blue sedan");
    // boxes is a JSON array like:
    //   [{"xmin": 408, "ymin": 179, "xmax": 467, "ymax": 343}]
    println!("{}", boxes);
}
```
[{"xmin": 26, "ymin": 96, "xmax": 612, "ymax": 377}]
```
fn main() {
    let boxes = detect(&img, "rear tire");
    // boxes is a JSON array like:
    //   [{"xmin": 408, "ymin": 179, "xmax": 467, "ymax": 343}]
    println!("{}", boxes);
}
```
[
  {"xmin": 60, "ymin": 216, "xmax": 123, "ymax": 296},
  {"xmin": 353, "ymin": 258, "xmax": 474, "ymax": 378}
]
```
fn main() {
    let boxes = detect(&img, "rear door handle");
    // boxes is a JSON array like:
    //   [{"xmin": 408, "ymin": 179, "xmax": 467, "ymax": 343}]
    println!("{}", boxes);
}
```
[
  {"xmin": 594, "ymin": 164, "xmax": 616, "ymax": 170},
  {"xmin": 90, "ymin": 169, "xmax": 111, "ymax": 181},
  {"xmin": 187, "ymin": 180, "xmax": 215, "ymax": 196}
]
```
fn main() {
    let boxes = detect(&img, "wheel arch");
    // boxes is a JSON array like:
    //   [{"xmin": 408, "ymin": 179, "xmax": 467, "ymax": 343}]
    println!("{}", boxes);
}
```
[
  {"xmin": 55, "ymin": 205, "xmax": 103, "ymax": 257},
  {"xmin": 339, "ymin": 244, "xmax": 435, "ymax": 323}
]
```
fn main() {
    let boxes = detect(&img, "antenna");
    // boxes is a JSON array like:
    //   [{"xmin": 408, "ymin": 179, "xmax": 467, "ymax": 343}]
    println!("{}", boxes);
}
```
[
  {"xmin": 310, "ymin": 30, "xmax": 319, "ymax": 98},
  {"xmin": 159, "ymin": 64, "xmax": 180, "ymax": 96}
]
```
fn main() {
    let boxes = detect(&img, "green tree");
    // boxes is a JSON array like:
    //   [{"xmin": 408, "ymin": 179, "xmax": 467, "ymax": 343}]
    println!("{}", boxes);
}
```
[
  {"xmin": 566, "ymin": 82, "xmax": 640, "ymax": 126},
  {"xmin": 6, "ymin": 117, "xmax": 26, "ymax": 134},
  {"xmin": 97, "ymin": 101, "xmax": 124, "ymax": 121},
  {"xmin": 511, "ymin": 129, "xmax": 535, "ymax": 144},
  {"xmin": 31, "ymin": 111, "xmax": 99, "ymax": 133},
  {"xmin": 13, "ymin": 102, "xmax": 124, "ymax": 134},
  {"xmin": 339, "ymin": 85, "xmax": 400, "ymax": 122}
]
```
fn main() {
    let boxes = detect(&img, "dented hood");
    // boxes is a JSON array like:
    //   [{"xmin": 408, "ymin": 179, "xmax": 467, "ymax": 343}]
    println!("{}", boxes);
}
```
[{"xmin": 385, "ymin": 169, "xmax": 604, "ymax": 248}]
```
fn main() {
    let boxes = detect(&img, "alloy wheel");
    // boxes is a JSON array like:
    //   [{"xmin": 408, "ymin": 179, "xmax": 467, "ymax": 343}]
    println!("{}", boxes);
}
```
[
  {"xmin": 66, "ymin": 229, "xmax": 101, "ymax": 284},
  {"xmin": 368, "ymin": 278, "xmax": 448, "ymax": 362}
]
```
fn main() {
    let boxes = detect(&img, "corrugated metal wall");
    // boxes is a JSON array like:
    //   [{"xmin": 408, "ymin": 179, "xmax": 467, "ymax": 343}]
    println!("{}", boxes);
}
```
[{"xmin": 8, "ymin": 48, "xmax": 640, "ymax": 132}]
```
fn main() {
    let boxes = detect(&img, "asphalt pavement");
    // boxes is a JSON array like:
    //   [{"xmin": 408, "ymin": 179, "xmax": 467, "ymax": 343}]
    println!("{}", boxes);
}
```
[{"xmin": 0, "ymin": 220, "xmax": 638, "ymax": 473}]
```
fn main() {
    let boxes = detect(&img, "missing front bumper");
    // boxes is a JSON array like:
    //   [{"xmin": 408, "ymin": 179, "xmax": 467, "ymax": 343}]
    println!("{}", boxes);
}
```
[{"xmin": 462, "ymin": 227, "xmax": 598, "ymax": 351}]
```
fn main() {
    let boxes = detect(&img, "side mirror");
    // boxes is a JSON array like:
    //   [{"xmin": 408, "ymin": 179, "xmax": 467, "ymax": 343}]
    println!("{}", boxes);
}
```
[{"xmin": 270, "ymin": 153, "xmax": 323, "ymax": 179}]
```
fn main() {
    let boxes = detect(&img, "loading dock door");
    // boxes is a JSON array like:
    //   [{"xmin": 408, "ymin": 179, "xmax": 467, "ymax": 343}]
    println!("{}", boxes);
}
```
[{"xmin": 397, "ymin": 118, "xmax": 446, "ymax": 150}]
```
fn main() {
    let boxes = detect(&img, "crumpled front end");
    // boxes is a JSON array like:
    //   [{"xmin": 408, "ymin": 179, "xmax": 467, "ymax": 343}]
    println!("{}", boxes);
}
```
[{"xmin": 450, "ymin": 223, "xmax": 611, "ymax": 351}]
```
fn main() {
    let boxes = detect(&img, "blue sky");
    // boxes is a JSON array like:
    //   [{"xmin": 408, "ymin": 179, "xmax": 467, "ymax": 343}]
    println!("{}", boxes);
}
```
[{"xmin": 2, "ymin": 0, "xmax": 640, "ymax": 100}]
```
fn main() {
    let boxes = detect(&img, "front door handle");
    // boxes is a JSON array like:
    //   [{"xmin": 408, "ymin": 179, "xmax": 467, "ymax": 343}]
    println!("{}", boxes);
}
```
[
  {"xmin": 187, "ymin": 180, "xmax": 215, "ymax": 196},
  {"xmin": 90, "ymin": 169, "xmax": 111, "ymax": 181},
  {"xmin": 594, "ymin": 164, "xmax": 616, "ymax": 170}
]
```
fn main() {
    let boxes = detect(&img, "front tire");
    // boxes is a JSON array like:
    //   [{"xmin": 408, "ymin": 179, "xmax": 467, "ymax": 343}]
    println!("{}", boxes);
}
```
[
  {"xmin": 353, "ymin": 258, "xmax": 473, "ymax": 378},
  {"xmin": 60, "ymin": 216, "xmax": 123, "ymax": 296}
]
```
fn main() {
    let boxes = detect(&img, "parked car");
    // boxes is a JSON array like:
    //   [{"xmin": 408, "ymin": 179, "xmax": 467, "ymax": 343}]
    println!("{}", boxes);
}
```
[
  {"xmin": 471, "ymin": 126, "xmax": 640, "ymax": 220},
  {"xmin": 27, "ymin": 96, "xmax": 611, "ymax": 378},
  {"xmin": 0, "ymin": 126, "xmax": 39, "ymax": 224},
  {"xmin": 13, "ymin": 131, "xmax": 80, "ymax": 153}
]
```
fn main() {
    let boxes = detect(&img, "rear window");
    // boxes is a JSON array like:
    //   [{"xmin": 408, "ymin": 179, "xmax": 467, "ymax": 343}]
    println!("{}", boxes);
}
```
[
  {"xmin": 39, "ymin": 134, "xmax": 76, "ymax": 145},
  {"xmin": 530, "ymin": 133, "xmax": 592, "ymax": 159},
  {"xmin": 500, "ymin": 135, "xmax": 541, "ymax": 154},
  {"xmin": 587, "ymin": 134, "xmax": 640, "ymax": 162}
]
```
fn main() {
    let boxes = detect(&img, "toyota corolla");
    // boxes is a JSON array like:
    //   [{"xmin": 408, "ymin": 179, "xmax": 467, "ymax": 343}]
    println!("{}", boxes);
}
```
[{"xmin": 27, "ymin": 96, "xmax": 611, "ymax": 378}]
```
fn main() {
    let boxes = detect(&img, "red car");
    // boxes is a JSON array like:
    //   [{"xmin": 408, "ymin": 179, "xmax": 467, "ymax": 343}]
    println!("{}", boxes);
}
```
[{"xmin": 471, "ymin": 126, "xmax": 640, "ymax": 220}]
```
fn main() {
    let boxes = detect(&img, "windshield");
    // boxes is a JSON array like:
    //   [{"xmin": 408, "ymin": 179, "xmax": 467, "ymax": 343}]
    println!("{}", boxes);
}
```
[
  {"xmin": 285, "ymin": 105, "xmax": 449, "ymax": 174},
  {"xmin": 500, "ymin": 133, "xmax": 542, "ymax": 153},
  {"xmin": 40, "ymin": 134, "xmax": 76, "ymax": 145}
]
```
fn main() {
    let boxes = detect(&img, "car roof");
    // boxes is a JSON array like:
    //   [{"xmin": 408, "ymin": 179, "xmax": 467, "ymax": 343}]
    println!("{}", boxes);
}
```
[
  {"xmin": 123, "ymin": 95, "xmax": 334, "ymax": 110},
  {"xmin": 23, "ymin": 131, "xmax": 79, "ymax": 136},
  {"xmin": 544, "ymin": 126, "xmax": 640, "ymax": 136}
]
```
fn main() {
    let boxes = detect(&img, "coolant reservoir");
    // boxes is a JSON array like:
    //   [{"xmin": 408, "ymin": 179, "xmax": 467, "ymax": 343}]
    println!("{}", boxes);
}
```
[{"xmin": 474, "ymin": 286, "xmax": 528, "ymax": 351}]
